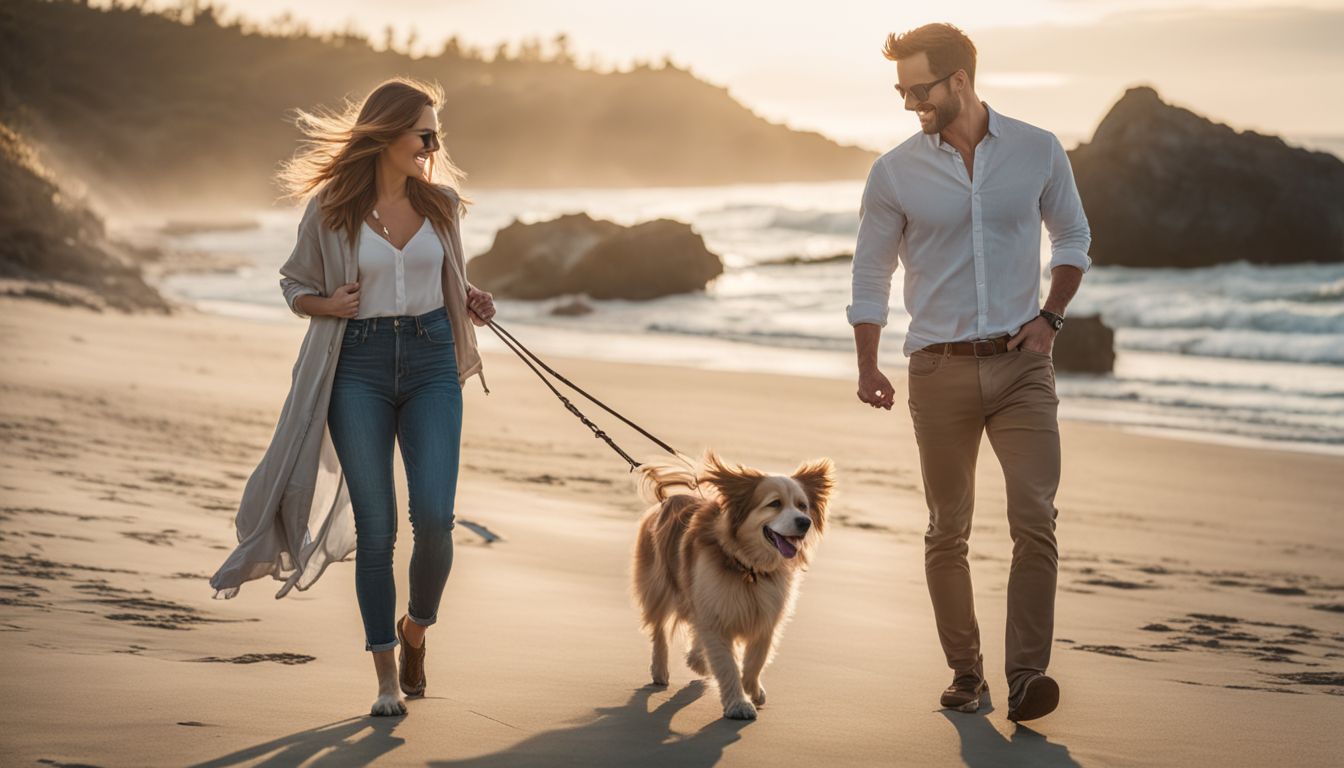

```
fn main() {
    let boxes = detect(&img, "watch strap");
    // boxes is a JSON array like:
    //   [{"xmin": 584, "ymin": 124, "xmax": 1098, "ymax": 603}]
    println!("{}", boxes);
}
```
[{"xmin": 1039, "ymin": 309, "xmax": 1065, "ymax": 330}]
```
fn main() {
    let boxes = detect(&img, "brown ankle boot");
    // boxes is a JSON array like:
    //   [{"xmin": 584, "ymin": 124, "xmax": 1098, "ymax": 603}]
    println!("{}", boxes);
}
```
[{"xmin": 396, "ymin": 615, "xmax": 427, "ymax": 697}]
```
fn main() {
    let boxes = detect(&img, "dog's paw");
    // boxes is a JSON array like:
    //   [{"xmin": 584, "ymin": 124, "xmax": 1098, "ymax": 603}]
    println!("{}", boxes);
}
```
[
  {"xmin": 370, "ymin": 693, "xmax": 407, "ymax": 717},
  {"xmin": 650, "ymin": 663, "xmax": 669, "ymax": 686},
  {"xmin": 723, "ymin": 699, "xmax": 758, "ymax": 720},
  {"xmin": 686, "ymin": 648, "xmax": 709, "ymax": 676},
  {"xmin": 747, "ymin": 682, "xmax": 766, "ymax": 706}
]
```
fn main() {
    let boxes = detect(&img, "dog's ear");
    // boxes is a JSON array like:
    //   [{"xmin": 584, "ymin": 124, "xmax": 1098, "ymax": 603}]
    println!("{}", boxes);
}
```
[
  {"xmin": 792, "ymin": 457, "xmax": 835, "ymax": 533},
  {"xmin": 701, "ymin": 451, "xmax": 765, "ymax": 524}
]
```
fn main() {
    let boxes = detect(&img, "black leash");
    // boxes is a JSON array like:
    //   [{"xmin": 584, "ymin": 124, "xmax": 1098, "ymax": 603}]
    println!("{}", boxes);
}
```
[{"xmin": 484, "ymin": 318, "xmax": 692, "ymax": 473}]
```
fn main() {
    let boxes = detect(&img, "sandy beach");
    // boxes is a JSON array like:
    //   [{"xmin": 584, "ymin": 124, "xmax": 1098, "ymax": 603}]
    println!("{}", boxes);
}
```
[{"xmin": 1, "ymin": 295, "xmax": 1342, "ymax": 767}]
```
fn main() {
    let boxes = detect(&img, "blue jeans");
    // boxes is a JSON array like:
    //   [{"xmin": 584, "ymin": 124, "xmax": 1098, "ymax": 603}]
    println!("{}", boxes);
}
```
[{"xmin": 327, "ymin": 306, "xmax": 463, "ymax": 652}]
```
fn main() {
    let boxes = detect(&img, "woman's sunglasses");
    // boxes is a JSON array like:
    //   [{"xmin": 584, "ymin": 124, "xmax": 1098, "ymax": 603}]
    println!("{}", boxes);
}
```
[{"xmin": 415, "ymin": 129, "xmax": 442, "ymax": 153}]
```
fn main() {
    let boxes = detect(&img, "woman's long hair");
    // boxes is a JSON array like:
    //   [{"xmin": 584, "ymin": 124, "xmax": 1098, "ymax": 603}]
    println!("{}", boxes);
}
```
[{"xmin": 276, "ymin": 76, "xmax": 468, "ymax": 246}]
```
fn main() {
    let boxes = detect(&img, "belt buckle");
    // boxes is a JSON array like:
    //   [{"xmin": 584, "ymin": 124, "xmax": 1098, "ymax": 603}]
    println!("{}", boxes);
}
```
[{"xmin": 972, "ymin": 339, "xmax": 996, "ymax": 358}]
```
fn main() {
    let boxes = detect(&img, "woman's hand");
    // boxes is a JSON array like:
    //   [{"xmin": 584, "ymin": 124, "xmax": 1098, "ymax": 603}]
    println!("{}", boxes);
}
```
[
  {"xmin": 325, "ymin": 282, "xmax": 361, "ymax": 318},
  {"xmin": 466, "ymin": 285, "xmax": 495, "ymax": 326}
]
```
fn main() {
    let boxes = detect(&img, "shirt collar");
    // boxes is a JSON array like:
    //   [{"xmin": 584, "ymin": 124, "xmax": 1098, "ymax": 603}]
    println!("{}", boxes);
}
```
[
  {"xmin": 985, "ymin": 102, "xmax": 1003, "ymax": 137},
  {"xmin": 983, "ymin": 103, "xmax": 1005, "ymax": 138},
  {"xmin": 928, "ymin": 101, "xmax": 1001, "ymax": 153}
]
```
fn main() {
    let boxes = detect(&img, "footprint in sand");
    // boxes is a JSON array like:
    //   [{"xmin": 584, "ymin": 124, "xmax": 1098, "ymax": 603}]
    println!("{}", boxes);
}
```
[
  {"xmin": 1070, "ymin": 611, "xmax": 1344, "ymax": 696},
  {"xmin": 189, "ymin": 653, "xmax": 316, "ymax": 665}
]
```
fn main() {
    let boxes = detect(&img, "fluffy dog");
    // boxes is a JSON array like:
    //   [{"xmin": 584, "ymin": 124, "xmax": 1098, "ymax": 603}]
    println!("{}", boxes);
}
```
[{"xmin": 632, "ymin": 452, "xmax": 834, "ymax": 720}]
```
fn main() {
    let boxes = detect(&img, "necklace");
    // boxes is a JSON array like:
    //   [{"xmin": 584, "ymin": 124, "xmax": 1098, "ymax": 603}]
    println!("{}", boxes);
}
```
[{"xmin": 370, "ymin": 208, "xmax": 393, "ymax": 242}]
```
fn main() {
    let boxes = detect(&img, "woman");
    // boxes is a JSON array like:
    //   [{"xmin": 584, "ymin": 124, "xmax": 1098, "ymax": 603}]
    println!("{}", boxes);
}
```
[{"xmin": 208, "ymin": 77, "xmax": 495, "ymax": 718}]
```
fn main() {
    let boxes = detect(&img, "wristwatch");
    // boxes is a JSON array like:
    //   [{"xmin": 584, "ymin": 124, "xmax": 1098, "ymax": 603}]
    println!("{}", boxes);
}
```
[{"xmin": 1039, "ymin": 309, "xmax": 1065, "ymax": 332}]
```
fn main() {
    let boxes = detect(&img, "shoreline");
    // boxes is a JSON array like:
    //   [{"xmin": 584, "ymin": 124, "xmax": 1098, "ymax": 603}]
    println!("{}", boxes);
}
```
[{"xmin": 160, "ymin": 297, "xmax": 1344, "ymax": 458}]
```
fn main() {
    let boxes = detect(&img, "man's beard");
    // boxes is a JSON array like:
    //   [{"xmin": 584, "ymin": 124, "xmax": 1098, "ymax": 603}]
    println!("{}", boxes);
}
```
[{"xmin": 918, "ymin": 96, "xmax": 961, "ymax": 135}]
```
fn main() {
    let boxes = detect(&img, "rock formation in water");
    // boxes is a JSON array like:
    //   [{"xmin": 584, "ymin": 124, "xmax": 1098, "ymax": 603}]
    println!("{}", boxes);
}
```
[
  {"xmin": 1052, "ymin": 315, "xmax": 1115, "ymax": 374},
  {"xmin": 467, "ymin": 213, "xmax": 724, "ymax": 300},
  {"xmin": 0, "ymin": 123, "xmax": 170, "ymax": 312},
  {"xmin": 1068, "ymin": 86, "xmax": 1343, "ymax": 267}
]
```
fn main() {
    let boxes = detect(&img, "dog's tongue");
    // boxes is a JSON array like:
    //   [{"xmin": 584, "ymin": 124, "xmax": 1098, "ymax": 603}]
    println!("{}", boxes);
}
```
[{"xmin": 768, "ymin": 528, "xmax": 798, "ymax": 558}]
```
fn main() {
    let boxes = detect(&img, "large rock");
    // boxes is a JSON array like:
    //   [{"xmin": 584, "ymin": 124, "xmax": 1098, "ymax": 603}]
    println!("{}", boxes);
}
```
[
  {"xmin": 467, "ymin": 213, "xmax": 724, "ymax": 300},
  {"xmin": 0, "ymin": 122, "xmax": 170, "ymax": 313},
  {"xmin": 1053, "ymin": 315, "xmax": 1115, "ymax": 374},
  {"xmin": 1068, "ymin": 87, "xmax": 1344, "ymax": 267}
]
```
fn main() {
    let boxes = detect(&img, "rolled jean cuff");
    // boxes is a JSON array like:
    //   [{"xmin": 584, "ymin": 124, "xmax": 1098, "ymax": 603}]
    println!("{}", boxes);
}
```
[
  {"xmin": 407, "ymin": 610, "xmax": 437, "ymax": 628},
  {"xmin": 367, "ymin": 638, "xmax": 399, "ymax": 653}
]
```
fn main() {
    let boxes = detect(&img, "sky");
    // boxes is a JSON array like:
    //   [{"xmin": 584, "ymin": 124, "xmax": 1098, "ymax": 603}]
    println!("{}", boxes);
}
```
[{"xmin": 163, "ymin": 0, "xmax": 1344, "ymax": 151}]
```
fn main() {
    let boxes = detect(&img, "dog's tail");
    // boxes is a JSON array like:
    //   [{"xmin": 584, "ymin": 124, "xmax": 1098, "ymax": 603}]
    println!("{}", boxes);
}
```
[{"xmin": 636, "ymin": 459, "xmax": 702, "ymax": 504}]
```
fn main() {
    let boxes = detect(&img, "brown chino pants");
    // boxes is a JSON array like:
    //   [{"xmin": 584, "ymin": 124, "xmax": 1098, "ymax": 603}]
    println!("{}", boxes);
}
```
[{"xmin": 906, "ymin": 345, "xmax": 1061, "ymax": 701}]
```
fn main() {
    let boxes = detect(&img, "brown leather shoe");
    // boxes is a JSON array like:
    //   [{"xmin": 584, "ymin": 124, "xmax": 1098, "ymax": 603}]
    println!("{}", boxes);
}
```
[
  {"xmin": 396, "ymin": 614, "xmax": 426, "ymax": 697},
  {"xmin": 940, "ymin": 672, "xmax": 988, "ymax": 713},
  {"xmin": 1007, "ymin": 673, "xmax": 1059, "ymax": 722}
]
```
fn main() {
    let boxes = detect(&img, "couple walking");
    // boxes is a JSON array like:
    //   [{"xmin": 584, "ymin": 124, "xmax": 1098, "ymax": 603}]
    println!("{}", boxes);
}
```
[{"xmin": 210, "ymin": 21, "xmax": 1091, "ymax": 724}]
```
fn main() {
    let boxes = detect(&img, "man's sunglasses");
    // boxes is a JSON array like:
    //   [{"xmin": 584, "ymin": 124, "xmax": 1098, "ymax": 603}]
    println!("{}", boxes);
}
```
[
  {"xmin": 415, "ymin": 129, "xmax": 442, "ymax": 153},
  {"xmin": 893, "ymin": 70, "xmax": 957, "ymax": 102}
]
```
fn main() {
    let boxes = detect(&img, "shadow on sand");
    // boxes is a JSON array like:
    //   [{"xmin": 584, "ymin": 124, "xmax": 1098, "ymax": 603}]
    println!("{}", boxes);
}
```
[
  {"xmin": 940, "ymin": 692, "xmax": 1082, "ymax": 768},
  {"xmin": 187, "ymin": 715, "xmax": 406, "ymax": 767},
  {"xmin": 429, "ymin": 680, "xmax": 747, "ymax": 768},
  {"xmin": 189, "ymin": 681, "xmax": 742, "ymax": 768}
]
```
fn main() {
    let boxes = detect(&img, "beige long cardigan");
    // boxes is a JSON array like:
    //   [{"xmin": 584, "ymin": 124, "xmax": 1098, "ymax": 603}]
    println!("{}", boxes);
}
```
[{"xmin": 209, "ymin": 184, "xmax": 486, "ymax": 600}]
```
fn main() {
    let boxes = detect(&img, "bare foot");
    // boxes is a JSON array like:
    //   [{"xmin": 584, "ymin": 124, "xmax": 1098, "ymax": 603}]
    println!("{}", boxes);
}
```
[
  {"xmin": 371, "ymin": 692, "xmax": 406, "ymax": 717},
  {"xmin": 370, "ymin": 648, "xmax": 406, "ymax": 717}
]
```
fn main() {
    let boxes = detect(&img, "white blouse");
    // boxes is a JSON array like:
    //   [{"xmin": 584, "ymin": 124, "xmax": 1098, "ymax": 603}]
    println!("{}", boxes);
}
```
[{"xmin": 355, "ymin": 217, "xmax": 445, "ymax": 318}]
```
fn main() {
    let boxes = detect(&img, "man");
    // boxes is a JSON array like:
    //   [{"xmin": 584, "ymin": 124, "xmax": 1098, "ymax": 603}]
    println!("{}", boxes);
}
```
[{"xmin": 847, "ymin": 23, "xmax": 1091, "ymax": 722}]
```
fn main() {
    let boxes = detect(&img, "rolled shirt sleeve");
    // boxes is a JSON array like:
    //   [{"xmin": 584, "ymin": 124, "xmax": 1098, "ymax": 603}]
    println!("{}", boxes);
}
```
[
  {"xmin": 278, "ymin": 197, "xmax": 327, "ymax": 319},
  {"xmin": 847, "ymin": 159, "xmax": 906, "ymax": 326},
  {"xmin": 1041, "ymin": 135, "xmax": 1093, "ymax": 273},
  {"xmin": 280, "ymin": 278, "xmax": 321, "ymax": 319}
]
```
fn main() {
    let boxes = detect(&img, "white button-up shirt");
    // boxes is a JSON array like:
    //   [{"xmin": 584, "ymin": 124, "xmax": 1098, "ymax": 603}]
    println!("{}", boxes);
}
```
[
  {"xmin": 846, "ymin": 103, "xmax": 1092, "ymax": 356},
  {"xmin": 356, "ymin": 217, "xmax": 445, "ymax": 318}
]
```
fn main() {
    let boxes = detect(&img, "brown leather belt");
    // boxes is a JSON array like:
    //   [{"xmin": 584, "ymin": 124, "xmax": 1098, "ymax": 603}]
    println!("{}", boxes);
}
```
[{"xmin": 921, "ymin": 335, "xmax": 1013, "ymax": 357}]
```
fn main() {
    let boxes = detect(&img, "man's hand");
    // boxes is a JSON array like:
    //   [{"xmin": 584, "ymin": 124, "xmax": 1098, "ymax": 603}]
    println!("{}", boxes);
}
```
[
  {"xmin": 1007, "ymin": 316, "xmax": 1056, "ymax": 355},
  {"xmin": 857, "ymin": 367, "xmax": 895, "ymax": 410},
  {"xmin": 466, "ymin": 285, "xmax": 496, "ymax": 326},
  {"xmin": 326, "ymin": 282, "xmax": 361, "ymax": 318},
  {"xmin": 853, "ymin": 322, "xmax": 893, "ymax": 410}
]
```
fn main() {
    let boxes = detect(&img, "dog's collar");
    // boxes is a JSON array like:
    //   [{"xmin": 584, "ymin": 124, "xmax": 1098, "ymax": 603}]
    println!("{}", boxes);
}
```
[{"xmin": 724, "ymin": 552, "xmax": 763, "ymax": 584}]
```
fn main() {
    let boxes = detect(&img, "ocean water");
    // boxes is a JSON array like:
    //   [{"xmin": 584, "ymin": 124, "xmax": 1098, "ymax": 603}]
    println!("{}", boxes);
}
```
[{"xmin": 153, "ymin": 179, "xmax": 1344, "ymax": 455}]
